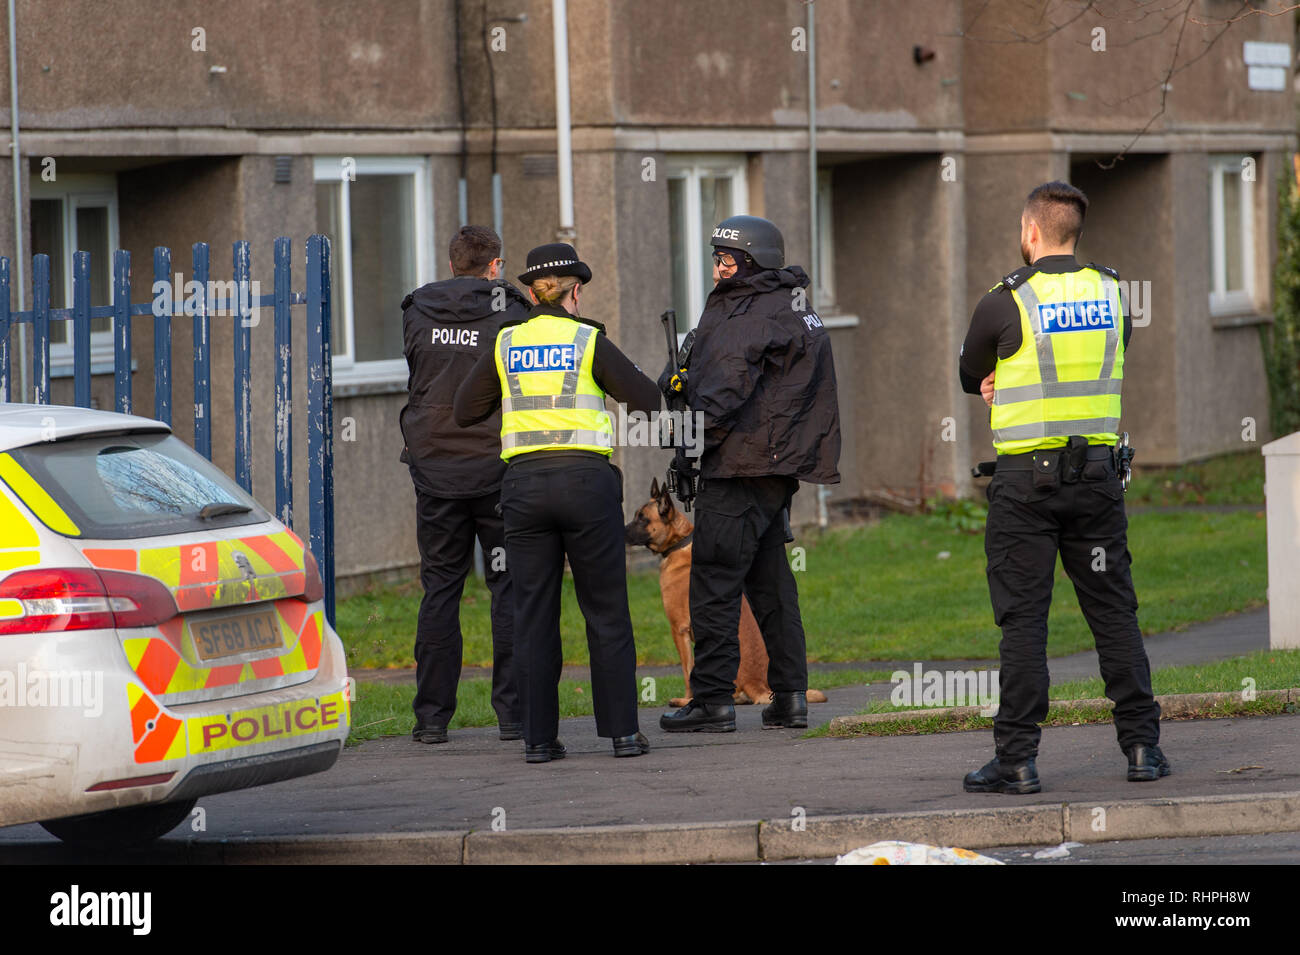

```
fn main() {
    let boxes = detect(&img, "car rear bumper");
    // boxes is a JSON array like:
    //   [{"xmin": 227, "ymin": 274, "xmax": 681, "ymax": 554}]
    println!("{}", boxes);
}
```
[{"xmin": 0, "ymin": 614, "xmax": 350, "ymax": 829}]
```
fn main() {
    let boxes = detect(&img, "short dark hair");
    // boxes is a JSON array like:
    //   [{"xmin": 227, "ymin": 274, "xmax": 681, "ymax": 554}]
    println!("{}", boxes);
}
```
[
  {"xmin": 1024, "ymin": 181, "xmax": 1088, "ymax": 247},
  {"xmin": 449, "ymin": 225, "xmax": 502, "ymax": 276}
]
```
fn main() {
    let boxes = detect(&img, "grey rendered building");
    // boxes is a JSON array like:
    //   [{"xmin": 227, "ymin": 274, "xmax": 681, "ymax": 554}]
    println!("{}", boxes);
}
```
[{"xmin": 1, "ymin": 0, "xmax": 1291, "ymax": 585}]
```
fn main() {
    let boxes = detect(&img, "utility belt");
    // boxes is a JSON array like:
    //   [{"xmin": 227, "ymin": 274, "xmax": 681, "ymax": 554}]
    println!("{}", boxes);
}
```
[
  {"xmin": 505, "ymin": 449, "xmax": 623, "ymax": 502},
  {"xmin": 974, "ymin": 436, "xmax": 1122, "ymax": 491},
  {"xmin": 506, "ymin": 449, "xmax": 610, "ymax": 469}
]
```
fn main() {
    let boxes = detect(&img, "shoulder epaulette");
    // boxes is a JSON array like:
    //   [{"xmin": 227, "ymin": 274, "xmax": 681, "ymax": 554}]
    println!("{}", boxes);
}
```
[
  {"xmin": 1086, "ymin": 261, "xmax": 1120, "ymax": 281},
  {"xmin": 990, "ymin": 266, "xmax": 1037, "ymax": 293}
]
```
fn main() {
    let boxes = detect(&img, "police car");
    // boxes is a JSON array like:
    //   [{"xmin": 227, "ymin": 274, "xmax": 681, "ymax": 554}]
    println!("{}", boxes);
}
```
[{"xmin": 0, "ymin": 404, "xmax": 349, "ymax": 847}]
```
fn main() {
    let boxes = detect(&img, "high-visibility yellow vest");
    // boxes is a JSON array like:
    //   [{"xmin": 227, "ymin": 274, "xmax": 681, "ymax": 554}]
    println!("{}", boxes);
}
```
[
  {"xmin": 494, "ymin": 313, "xmax": 613, "ymax": 460},
  {"xmin": 990, "ymin": 266, "xmax": 1124, "ymax": 455}
]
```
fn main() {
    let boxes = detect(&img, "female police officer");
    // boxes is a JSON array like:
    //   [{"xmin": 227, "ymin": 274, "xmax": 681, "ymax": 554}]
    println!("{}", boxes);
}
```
[{"xmin": 453, "ymin": 243, "xmax": 660, "ymax": 762}]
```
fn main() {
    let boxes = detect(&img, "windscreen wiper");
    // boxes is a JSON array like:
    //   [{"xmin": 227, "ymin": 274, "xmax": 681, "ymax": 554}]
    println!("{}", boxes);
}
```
[{"xmin": 198, "ymin": 502, "xmax": 253, "ymax": 519}]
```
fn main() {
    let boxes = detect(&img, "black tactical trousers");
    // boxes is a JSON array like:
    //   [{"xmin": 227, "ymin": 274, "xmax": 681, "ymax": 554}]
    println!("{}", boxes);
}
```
[
  {"xmin": 499, "ymin": 454, "xmax": 639, "ymax": 745},
  {"xmin": 984, "ymin": 463, "xmax": 1160, "ymax": 762},
  {"xmin": 412, "ymin": 489, "xmax": 519, "ymax": 730},
  {"xmin": 688, "ymin": 475, "xmax": 808, "ymax": 703}
]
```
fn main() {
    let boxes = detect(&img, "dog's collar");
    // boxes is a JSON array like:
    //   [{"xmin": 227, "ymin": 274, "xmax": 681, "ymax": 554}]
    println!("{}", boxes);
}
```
[{"xmin": 658, "ymin": 532, "xmax": 693, "ymax": 557}]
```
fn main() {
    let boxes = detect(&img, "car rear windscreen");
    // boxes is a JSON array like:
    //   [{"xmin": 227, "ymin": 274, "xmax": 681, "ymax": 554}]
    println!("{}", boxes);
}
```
[{"xmin": 8, "ymin": 431, "xmax": 270, "ymax": 539}]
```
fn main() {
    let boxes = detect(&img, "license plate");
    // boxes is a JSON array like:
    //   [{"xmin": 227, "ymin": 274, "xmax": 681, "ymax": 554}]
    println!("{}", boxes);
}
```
[{"xmin": 191, "ymin": 609, "xmax": 283, "ymax": 662}]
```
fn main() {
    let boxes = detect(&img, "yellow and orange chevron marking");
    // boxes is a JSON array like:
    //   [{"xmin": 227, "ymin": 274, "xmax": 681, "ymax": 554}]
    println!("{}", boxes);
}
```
[
  {"xmin": 127, "ymin": 683, "xmax": 186, "ymax": 764},
  {"xmin": 121, "ymin": 601, "xmax": 324, "ymax": 698},
  {"xmin": 84, "ymin": 530, "xmax": 308, "ymax": 612}
]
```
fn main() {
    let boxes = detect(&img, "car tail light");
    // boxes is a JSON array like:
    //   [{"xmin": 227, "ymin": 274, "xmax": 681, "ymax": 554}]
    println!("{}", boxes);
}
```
[
  {"xmin": 0, "ymin": 568, "xmax": 179, "ymax": 635},
  {"xmin": 302, "ymin": 547, "xmax": 324, "ymax": 604}
]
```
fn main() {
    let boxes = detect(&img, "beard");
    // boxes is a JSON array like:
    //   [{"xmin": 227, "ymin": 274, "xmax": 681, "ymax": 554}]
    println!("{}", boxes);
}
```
[{"xmin": 1020, "ymin": 237, "xmax": 1033, "ymax": 266}]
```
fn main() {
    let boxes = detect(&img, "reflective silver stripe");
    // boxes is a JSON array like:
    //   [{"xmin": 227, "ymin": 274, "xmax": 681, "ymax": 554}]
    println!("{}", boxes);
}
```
[
  {"xmin": 502, "ymin": 394, "xmax": 606, "ymax": 413},
  {"xmin": 499, "ymin": 329, "xmax": 523, "ymax": 398},
  {"xmin": 993, "ymin": 379, "xmax": 1124, "ymax": 405},
  {"xmin": 502, "ymin": 428, "xmax": 612, "ymax": 449},
  {"xmin": 1097, "ymin": 273, "xmax": 1121, "ymax": 382},
  {"xmin": 992, "ymin": 417, "xmax": 1121, "ymax": 442},
  {"xmin": 1015, "ymin": 280, "xmax": 1057, "ymax": 384},
  {"xmin": 561, "ymin": 325, "xmax": 593, "ymax": 396}
]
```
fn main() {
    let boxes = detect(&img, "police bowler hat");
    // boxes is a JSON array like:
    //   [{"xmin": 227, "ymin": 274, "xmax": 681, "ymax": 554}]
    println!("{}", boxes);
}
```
[{"xmin": 517, "ymin": 242, "xmax": 592, "ymax": 286}]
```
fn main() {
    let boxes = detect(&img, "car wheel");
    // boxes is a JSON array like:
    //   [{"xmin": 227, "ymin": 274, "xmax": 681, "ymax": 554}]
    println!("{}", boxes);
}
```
[{"xmin": 39, "ymin": 799, "xmax": 198, "ymax": 849}]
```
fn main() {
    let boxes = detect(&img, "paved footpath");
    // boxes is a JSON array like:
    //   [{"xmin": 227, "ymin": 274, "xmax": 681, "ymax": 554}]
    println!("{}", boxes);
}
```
[{"xmin": 2, "ymin": 607, "xmax": 1295, "ymax": 863}]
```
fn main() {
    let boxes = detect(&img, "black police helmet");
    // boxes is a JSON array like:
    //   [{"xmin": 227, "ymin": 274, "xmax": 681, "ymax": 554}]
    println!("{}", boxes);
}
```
[{"xmin": 709, "ymin": 215, "xmax": 784, "ymax": 269}]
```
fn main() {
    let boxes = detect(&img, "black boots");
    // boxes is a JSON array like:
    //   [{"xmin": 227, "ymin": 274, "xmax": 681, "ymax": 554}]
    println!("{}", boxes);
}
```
[
  {"xmin": 762, "ymin": 691, "xmax": 808, "ymax": 729},
  {"xmin": 1127, "ymin": 744, "xmax": 1172, "ymax": 781},
  {"xmin": 412, "ymin": 724, "xmax": 448, "ymax": 744},
  {"xmin": 963, "ymin": 757, "xmax": 1041, "ymax": 794},
  {"xmin": 612, "ymin": 732, "xmax": 650, "ymax": 757},
  {"xmin": 659, "ymin": 699, "xmax": 737, "ymax": 733},
  {"xmin": 524, "ymin": 739, "xmax": 567, "ymax": 763}
]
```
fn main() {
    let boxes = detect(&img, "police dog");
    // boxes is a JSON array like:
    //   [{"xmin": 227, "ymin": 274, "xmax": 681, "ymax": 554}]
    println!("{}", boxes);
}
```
[{"xmin": 625, "ymin": 478, "xmax": 827, "ymax": 709}]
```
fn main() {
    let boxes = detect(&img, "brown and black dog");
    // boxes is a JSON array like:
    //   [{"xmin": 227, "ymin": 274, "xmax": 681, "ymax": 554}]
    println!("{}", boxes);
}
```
[{"xmin": 625, "ymin": 478, "xmax": 827, "ymax": 708}]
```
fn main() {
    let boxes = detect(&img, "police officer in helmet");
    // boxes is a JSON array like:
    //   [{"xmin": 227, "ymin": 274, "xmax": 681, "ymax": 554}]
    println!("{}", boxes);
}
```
[
  {"xmin": 959, "ymin": 181, "xmax": 1167, "ymax": 793},
  {"xmin": 454, "ymin": 243, "xmax": 660, "ymax": 762},
  {"xmin": 659, "ymin": 215, "xmax": 841, "ymax": 733}
]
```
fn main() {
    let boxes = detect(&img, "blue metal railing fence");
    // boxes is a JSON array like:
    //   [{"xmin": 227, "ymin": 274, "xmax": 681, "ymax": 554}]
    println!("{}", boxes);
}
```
[{"xmin": 0, "ymin": 235, "xmax": 336, "ymax": 626}]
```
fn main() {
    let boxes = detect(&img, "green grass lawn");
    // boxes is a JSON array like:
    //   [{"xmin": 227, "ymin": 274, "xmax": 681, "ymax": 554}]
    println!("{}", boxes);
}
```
[
  {"xmin": 346, "ymin": 666, "xmax": 894, "ymax": 744},
  {"xmin": 816, "ymin": 649, "xmax": 1300, "ymax": 738},
  {"xmin": 844, "ymin": 649, "xmax": 1300, "ymax": 716},
  {"xmin": 337, "ymin": 508, "xmax": 1266, "ymax": 669},
  {"xmin": 1126, "ymin": 449, "xmax": 1264, "ymax": 507}
]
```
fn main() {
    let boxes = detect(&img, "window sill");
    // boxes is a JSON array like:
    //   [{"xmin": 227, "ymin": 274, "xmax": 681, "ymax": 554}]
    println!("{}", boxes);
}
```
[
  {"xmin": 1211, "ymin": 312, "xmax": 1272, "ymax": 330},
  {"xmin": 50, "ymin": 358, "xmax": 137, "ymax": 379},
  {"xmin": 820, "ymin": 312, "xmax": 860, "ymax": 329},
  {"xmin": 331, "ymin": 361, "xmax": 409, "ymax": 398}
]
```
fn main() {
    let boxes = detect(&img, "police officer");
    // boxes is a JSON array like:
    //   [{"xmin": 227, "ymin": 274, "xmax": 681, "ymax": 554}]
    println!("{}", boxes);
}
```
[
  {"xmin": 959, "ymin": 181, "xmax": 1168, "ymax": 793},
  {"xmin": 400, "ymin": 225, "xmax": 530, "ymax": 745},
  {"xmin": 453, "ymin": 242, "xmax": 660, "ymax": 762},
  {"xmin": 659, "ymin": 215, "xmax": 841, "ymax": 733}
]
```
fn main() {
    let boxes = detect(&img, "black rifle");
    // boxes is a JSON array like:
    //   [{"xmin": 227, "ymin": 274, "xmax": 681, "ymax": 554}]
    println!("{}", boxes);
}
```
[{"xmin": 660, "ymin": 309, "xmax": 698, "ymax": 511}]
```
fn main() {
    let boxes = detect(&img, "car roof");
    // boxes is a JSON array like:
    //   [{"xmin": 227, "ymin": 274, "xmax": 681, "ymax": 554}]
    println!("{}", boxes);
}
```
[{"xmin": 0, "ymin": 404, "xmax": 171, "ymax": 452}]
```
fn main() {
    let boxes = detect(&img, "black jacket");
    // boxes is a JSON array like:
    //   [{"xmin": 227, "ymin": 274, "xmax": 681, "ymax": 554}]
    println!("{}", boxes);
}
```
[
  {"xmin": 399, "ymin": 276, "xmax": 531, "ymax": 497},
  {"xmin": 685, "ymin": 265, "xmax": 841, "ymax": 483}
]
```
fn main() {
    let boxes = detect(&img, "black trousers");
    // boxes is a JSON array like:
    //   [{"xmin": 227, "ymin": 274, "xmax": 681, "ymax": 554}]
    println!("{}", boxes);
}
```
[
  {"xmin": 412, "ymin": 488, "xmax": 519, "ymax": 730},
  {"xmin": 499, "ymin": 454, "xmax": 639, "ymax": 745},
  {"xmin": 688, "ymin": 475, "xmax": 808, "ymax": 704},
  {"xmin": 984, "ymin": 463, "xmax": 1160, "ymax": 761}
]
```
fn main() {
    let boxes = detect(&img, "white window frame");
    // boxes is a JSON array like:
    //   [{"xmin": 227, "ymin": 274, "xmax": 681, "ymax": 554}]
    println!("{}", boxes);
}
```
[
  {"xmin": 665, "ymin": 155, "xmax": 749, "ymax": 333},
  {"xmin": 29, "ymin": 173, "xmax": 120, "ymax": 370},
  {"xmin": 1208, "ymin": 154, "xmax": 1256, "ymax": 316},
  {"xmin": 816, "ymin": 167, "xmax": 836, "ymax": 311},
  {"xmin": 313, "ymin": 156, "xmax": 433, "ymax": 384}
]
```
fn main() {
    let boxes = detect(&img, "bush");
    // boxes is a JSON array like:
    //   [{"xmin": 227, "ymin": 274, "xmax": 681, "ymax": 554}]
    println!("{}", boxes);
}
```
[{"xmin": 1263, "ymin": 165, "xmax": 1300, "ymax": 439}]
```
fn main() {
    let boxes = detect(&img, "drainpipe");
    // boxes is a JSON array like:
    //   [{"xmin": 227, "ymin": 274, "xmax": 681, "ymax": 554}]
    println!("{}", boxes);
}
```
[
  {"xmin": 455, "ymin": 0, "xmax": 469, "ymax": 229},
  {"xmin": 8, "ymin": 0, "xmax": 24, "ymax": 403},
  {"xmin": 807, "ymin": 1, "xmax": 829, "ymax": 528},
  {"xmin": 552, "ymin": 0, "xmax": 574, "ymax": 240}
]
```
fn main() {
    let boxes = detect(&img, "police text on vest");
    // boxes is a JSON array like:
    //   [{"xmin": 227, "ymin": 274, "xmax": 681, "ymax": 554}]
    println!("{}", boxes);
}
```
[
  {"xmin": 1037, "ymin": 300, "xmax": 1115, "ymax": 333},
  {"xmin": 507, "ymin": 344, "xmax": 577, "ymax": 373},
  {"xmin": 431, "ymin": 327, "xmax": 479, "ymax": 346}
]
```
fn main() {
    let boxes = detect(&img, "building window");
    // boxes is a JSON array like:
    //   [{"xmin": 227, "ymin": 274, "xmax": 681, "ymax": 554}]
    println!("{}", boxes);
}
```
[
  {"xmin": 29, "ymin": 174, "xmax": 118, "ymax": 364},
  {"xmin": 815, "ymin": 167, "xmax": 836, "ymax": 311},
  {"xmin": 1208, "ymin": 155, "xmax": 1255, "ymax": 315},
  {"xmin": 666, "ymin": 156, "xmax": 748, "ymax": 333},
  {"xmin": 313, "ymin": 157, "xmax": 431, "ymax": 381}
]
